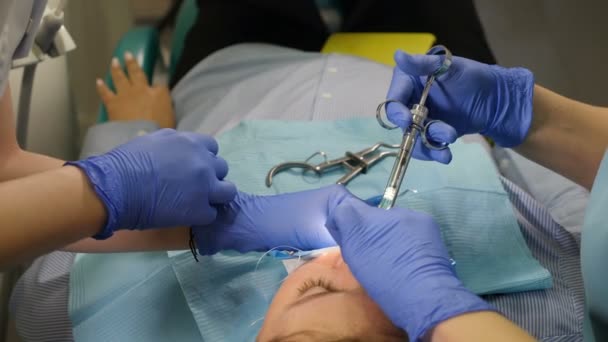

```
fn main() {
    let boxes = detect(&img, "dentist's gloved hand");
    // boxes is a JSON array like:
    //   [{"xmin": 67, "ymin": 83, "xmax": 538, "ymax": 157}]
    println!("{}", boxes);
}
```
[
  {"xmin": 193, "ymin": 185, "xmax": 353, "ymax": 255},
  {"xmin": 387, "ymin": 50, "xmax": 534, "ymax": 148},
  {"xmin": 67, "ymin": 129, "xmax": 236, "ymax": 239},
  {"xmin": 326, "ymin": 198, "xmax": 493, "ymax": 341}
]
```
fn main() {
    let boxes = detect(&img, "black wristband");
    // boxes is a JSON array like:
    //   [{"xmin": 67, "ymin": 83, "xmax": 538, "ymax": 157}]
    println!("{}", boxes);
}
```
[{"xmin": 189, "ymin": 227, "xmax": 199, "ymax": 262}]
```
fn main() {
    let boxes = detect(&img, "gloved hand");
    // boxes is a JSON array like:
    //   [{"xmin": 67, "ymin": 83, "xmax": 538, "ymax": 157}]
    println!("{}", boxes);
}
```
[
  {"xmin": 386, "ymin": 50, "xmax": 535, "ymax": 148},
  {"xmin": 67, "ymin": 129, "xmax": 237, "ymax": 239},
  {"xmin": 193, "ymin": 185, "xmax": 353, "ymax": 255},
  {"xmin": 325, "ymin": 197, "xmax": 493, "ymax": 341}
]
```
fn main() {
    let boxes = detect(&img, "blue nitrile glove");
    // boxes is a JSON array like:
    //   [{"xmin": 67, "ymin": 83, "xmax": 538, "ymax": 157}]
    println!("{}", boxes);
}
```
[
  {"xmin": 67, "ymin": 129, "xmax": 237, "ymax": 239},
  {"xmin": 325, "ymin": 197, "xmax": 493, "ymax": 341},
  {"xmin": 387, "ymin": 50, "xmax": 534, "ymax": 148},
  {"xmin": 193, "ymin": 185, "xmax": 354, "ymax": 255}
]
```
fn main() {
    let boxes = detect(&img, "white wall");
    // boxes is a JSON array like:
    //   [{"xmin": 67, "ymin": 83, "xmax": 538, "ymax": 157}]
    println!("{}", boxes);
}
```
[
  {"xmin": 8, "ymin": 56, "xmax": 76, "ymax": 160},
  {"xmin": 5, "ymin": 0, "xmax": 608, "ymax": 160},
  {"xmin": 6, "ymin": 0, "xmax": 135, "ymax": 161},
  {"xmin": 5, "ymin": 0, "xmax": 78, "ymax": 160},
  {"xmin": 64, "ymin": 0, "xmax": 133, "ymax": 149},
  {"xmin": 475, "ymin": 0, "xmax": 608, "ymax": 106}
]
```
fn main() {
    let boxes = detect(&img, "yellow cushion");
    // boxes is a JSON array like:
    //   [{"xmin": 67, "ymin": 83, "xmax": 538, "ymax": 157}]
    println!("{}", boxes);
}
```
[{"xmin": 321, "ymin": 33, "xmax": 435, "ymax": 66}]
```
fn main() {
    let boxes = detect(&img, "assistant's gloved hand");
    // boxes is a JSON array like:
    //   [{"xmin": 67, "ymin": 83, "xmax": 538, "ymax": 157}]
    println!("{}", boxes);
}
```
[
  {"xmin": 67, "ymin": 129, "xmax": 236, "ymax": 239},
  {"xmin": 326, "ymin": 197, "xmax": 493, "ymax": 341},
  {"xmin": 192, "ymin": 185, "xmax": 353, "ymax": 255},
  {"xmin": 387, "ymin": 50, "xmax": 534, "ymax": 148}
]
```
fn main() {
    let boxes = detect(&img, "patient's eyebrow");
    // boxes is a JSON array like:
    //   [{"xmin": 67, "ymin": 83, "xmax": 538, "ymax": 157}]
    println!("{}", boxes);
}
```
[{"xmin": 288, "ymin": 290, "xmax": 345, "ymax": 310}]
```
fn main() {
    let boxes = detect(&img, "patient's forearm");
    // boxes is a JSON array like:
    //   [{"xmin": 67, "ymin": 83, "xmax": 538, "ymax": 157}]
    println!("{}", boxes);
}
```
[
  {"xmin": 427, "ymin": 311, "xmax": 536, "ymax": 342},
  {"xmin": 64, "ymin": 227, "xmax": 190, "ymax": 253},
  {"xmin": 516, "ymin": 85, "xmax": 608, "ymax": 189}
]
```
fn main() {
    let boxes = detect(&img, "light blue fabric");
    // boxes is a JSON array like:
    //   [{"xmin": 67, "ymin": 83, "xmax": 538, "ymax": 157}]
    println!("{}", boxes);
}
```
[
  {"xmin": 217, "ymin": 118, "xmax": 551, "ymax": 294},
  {"xmin": 69, "ymin": 250, "xmax": 286, "ymax": 342},
  {"xmin": 168, "ymin": 250, "xmax": 287, "ymax": 342},
  {"xmin": 69, "ymin": 253, "xmax": 201, "ymax": 341},
  {"xmin": 582, "ymin": 150, "xmax": 608, "ymax": 342},
  {"xmin": 69, "ymin": 118, "xmax": 551, "ymax": 341}
]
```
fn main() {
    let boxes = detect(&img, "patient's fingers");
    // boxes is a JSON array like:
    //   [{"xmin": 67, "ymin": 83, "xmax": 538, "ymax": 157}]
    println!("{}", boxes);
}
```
[
  {"xmin": 124, "ymin": 52, "xmax": 148, "ymax": 86},
  {"xmin": 110, "ymin": 57, "xmax": 130, "ymax": 92},
  {"xmin": 96, "ymin": 79, "xmax": 115, "ymax": 103}
]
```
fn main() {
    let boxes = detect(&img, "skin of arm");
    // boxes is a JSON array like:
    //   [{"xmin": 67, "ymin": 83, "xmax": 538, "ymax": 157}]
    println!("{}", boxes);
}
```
[
  {"xmin": 63, "ymin": 228, "xmax": 189, "ymax": 253},
  {"xmin": 515, "ymin": 85, "xmax": 608, "ymax": 190},
  {"xmin": 0, "ymin": 87, "xmax": 109, "ymax": 267},
  {"xmin": 426, "ymin": 311, "xmax": 536, "ymax": 342},
  {"xmin": 0, "ymin": 165, "xmax": 106, "ymax": 268},
  {"xmin": 417, "ymin": 88, "xmax": 608, "ymax": 342},
  {"xmin": 0, "ymin": 86, "xmax": 65, "ymax": 179},
  {"xmin": 417, "ymin": 87, "xmax": 590, "ymax": 341},
  {"xmin": 0, "ymin": 85, "xmax": 185, "ymax": 267}
]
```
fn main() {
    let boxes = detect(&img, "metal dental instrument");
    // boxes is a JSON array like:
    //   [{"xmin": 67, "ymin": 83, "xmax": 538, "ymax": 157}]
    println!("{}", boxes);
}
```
[
  {"xmin": 266, "ymin": 142, "xmax": 399, "ymax": 187},
  {"xmin": 376, "ymin": 45, "xmax": 453, "ymax": 209}
]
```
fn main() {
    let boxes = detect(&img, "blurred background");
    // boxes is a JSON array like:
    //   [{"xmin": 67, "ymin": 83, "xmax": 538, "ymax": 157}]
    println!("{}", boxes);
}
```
[
  {"xmin": 2, "ymin": 1, "xmax": 608, "ymax": 340},
  {"xmin": 6, "ymin": 0, "xmax": 608, "ymax": 162}
]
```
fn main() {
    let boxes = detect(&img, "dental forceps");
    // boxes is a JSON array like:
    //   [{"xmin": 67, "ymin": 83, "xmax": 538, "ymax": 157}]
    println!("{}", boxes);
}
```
[
  {"xmin": 375, "ymin": 45, "xmax": 453, "ymax": 209},
  {"xmin": 265, "ymin": 142, "xmax": 399, "ymax": 187}
]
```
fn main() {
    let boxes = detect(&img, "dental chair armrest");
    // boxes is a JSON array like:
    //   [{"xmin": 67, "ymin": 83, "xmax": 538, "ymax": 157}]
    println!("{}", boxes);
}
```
[
  {"xmin": 97, "ymin": 26, "xmax": 160, "ymax": 123},
  {"xmin": 80, "ymin": 121, "xmax": 161, "ymax": 158}
]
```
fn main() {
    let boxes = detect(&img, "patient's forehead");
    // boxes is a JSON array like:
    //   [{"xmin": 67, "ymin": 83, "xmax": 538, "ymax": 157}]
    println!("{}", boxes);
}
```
[
  {"xmin": 263, "ymin": 330, "xmax": 406, "ymax": 341},
  {"xmin": 271, "ymin": 285, "xmax": 405, "ymax": 340},
  {"xmin": 287, "ymin": 290, "xmax": 389, "ymax": 324},
  {"xmin": 259, "ymin": 250, "xmax": 406, "ymax": 341}
]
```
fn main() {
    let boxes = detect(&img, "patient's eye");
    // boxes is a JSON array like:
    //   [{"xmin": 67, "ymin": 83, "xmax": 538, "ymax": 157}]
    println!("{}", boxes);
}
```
[{"xmin": 297, "ymin": 278, "xmax": 337, "ymax": 297}]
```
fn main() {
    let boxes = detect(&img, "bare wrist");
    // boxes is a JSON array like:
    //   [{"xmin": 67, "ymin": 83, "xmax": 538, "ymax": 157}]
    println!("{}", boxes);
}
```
[{"xmin": 63, "ymin": 165, "xmax": 108, "ymax": 237}]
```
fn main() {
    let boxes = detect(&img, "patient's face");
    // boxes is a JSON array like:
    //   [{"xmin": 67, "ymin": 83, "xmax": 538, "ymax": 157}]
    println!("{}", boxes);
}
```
[{"xmin": 258, "ymin": 250, "xmax": 407, "ymax": 341}]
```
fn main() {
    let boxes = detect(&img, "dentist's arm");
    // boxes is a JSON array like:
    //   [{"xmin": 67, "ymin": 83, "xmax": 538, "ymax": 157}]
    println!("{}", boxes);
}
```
[
  {"xmin": 326, "ymin": 198, "xmax": 535, "ymax": 342},
  {"xmin": 0, "ymin": 87, "xmax": 236, "ymax": 268},
  {"xmin": 0, "ymin": 165, "xmax": 105, "ymax": 266},
  {"xmin": 0, "ymin": 87, "xmax": 105, "ymax": 265},
  {"xmin": 0, "ymin": 86, "xmax": 185, "ymax": 256},
  {"xmin": 0, "ymin": 86, "xmax": 65, "ymax": 180},
  {"xmin": 516, "ymin": 85, "xmax": 608, "ymax": 189},
  {"xmin": 0, "ymin": 55, "xmax": 190, "ymax": 256},
  {"xmin": 428, "ymin": 311, "xmax": 535, "ymax": 342},
  {"xmin": 386, "ymin": 51, "xmax": 608, "ymax": 190}
]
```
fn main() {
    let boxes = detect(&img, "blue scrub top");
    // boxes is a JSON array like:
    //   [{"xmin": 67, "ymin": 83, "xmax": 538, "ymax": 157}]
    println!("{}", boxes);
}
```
[{"xmin": 582, "ymin": 150, "xmax": 608, "ymax": 342}]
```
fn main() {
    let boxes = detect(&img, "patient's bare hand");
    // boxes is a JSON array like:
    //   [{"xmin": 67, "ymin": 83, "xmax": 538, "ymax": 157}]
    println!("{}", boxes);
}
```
[{"xmin": 96, "ymin": 52, "xmax": 176, "ymax": 129}]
